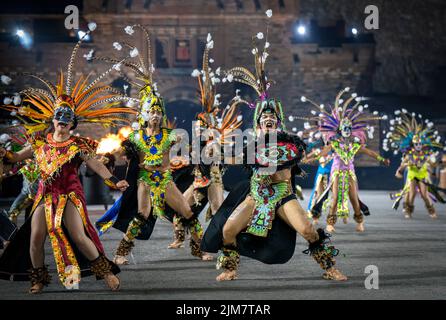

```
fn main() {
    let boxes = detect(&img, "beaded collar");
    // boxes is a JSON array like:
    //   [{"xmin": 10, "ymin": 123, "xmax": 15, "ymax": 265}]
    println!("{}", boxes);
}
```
[{"xmin": 46, "ymin": 133, "xmax": 75, "ymax": 148}]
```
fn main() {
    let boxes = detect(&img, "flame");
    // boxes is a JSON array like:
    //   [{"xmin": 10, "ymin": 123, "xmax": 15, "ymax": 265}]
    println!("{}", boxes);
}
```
[
  {"xmin": 96, "ymin": 126, "xmax": 132, "ymax": 155},
  {"xmin": 118, "ymin": 126, "xmax": 132, "ymax": 140},
  {"xmin": 96, "ymin": 134, "xmax": 122, "ymax": 155}
]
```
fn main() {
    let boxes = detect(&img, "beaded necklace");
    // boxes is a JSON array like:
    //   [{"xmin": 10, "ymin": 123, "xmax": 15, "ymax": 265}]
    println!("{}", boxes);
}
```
[{"xmin": 130, "ymin": 128, "xmax": 175, "ymax": 167}]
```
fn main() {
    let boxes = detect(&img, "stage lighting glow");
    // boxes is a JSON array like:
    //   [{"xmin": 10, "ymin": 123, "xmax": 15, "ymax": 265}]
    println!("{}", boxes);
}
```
[
  {"xmin": 297, "ymin": 25, "xmax": 306, "ymax": 35},
  {"xmin": 77, "ymin": 30, "xmax": 90, "ymax": 41},
  {"xmin": 16, "ymin": 29, "xmax": 25, "ymax": 37},
  {"xmin": 15, "ymin": 29, "xmax": 32, "ymax": 49}
]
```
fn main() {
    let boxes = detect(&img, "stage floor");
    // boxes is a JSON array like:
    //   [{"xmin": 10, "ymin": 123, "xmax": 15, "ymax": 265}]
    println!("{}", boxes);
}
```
[{"xmin": 1, "ymin": 190, "xmax": 445, "ymax": 300}]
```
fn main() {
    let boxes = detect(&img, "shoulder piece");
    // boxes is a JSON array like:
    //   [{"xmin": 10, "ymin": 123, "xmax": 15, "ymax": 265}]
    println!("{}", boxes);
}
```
[
  {"xmin": 277, "ymin": 131, "xmax": 307, "ymax": 150},
  {"xmin": 73, "ymin": 136, "xmax": 98, "ymax": 159},
  {"xmin": 29, "ymin": 134, "xmax": 46, "ymax": 151}
]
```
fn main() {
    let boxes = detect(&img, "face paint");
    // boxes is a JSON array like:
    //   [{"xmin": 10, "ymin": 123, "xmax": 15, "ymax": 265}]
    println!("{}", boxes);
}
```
[
  {"xmin": 412, "ymin": 135, "xmax": 422, "ymax": 151},
  {"xmin": 259, "ymin": 111, "xmax": 278, "ymax": 131},
  {"xmin": 414, "ymin": 143, "xmax": 422, "ymax": 151},
  {"xmin": 54, "ymin": 106, "xmax": 75, "ymax": 125},
  {"xmin": 340, "ymin": 119, "xmax": 352, "ymax": 138}
]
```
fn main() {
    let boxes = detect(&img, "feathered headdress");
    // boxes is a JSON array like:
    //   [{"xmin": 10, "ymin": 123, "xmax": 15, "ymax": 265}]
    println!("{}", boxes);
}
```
[
  {"xmin": 191, "ymin": 33, "xmax": 220, "ymax": 128},
  {"xmin": 383, "ymin": 109, "xmax": 445, "ymax": 154},
  {"xmin": 191, "ymin": 33, "xmax": 242, "ymax": 142},
  {"xmin": 93, "ymin": 24, "xmax": 167, "ymax": 128},
  {"xmin": 222, "ymin": 9, "xmax": 285, "ymax": 131},
  {"xmin": 2, "ymin": 23, "xmax": 137, "ymax": 134},
  {"xmin": 299, "ymin": 87, "xmax": 387, "ymax": 144}
]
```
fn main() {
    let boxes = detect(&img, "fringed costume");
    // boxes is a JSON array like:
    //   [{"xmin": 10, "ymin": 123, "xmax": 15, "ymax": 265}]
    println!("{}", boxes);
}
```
[
  {"xmin": 201, "ymin": 9, "xmax": 346, "ymax": 282},
  {"xmin": 0, "ymin": 25, "xmax": 136, "ymax": 291},
  {"xmin": 301, "ymin": 89, "xmax": 389, "ymax": 232},
  {"xmin": 91, "ymin": 24, "xmax": 210, "ymax": 264},
  {"xmin": 167, "ymin": 34, "xmax": 242, "ymax": 252},
  {"xmin": 385, "ymin": 110, "xmax": 445, "ymax": 218}
]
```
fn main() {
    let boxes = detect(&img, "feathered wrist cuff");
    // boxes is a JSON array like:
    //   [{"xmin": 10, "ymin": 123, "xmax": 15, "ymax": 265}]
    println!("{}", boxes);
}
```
[
  {"xmin": 104, "ymin": 176, "xmax": 120, "ymax": 189},
  {"xmin": 377, "ymin": 155, "xmax": 385, "ymax": 163}
]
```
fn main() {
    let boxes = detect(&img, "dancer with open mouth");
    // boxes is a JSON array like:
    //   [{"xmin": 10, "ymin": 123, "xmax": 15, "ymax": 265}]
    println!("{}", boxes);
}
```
[{"xmin": 201, "ymin": 9, "xmax": 347, "ymax": 282}]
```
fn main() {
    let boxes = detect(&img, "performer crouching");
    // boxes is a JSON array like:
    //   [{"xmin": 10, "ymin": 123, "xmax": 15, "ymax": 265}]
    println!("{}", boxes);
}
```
[{"xmin": 201, "ymin": 10, "xmax": 347, "ymax": 282}]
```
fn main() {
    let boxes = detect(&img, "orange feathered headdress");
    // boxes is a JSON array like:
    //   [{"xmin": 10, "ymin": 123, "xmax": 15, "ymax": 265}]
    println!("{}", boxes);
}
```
[{"xmin": 2, "ymin": 24, "xmax": 137, "ymax": 133}]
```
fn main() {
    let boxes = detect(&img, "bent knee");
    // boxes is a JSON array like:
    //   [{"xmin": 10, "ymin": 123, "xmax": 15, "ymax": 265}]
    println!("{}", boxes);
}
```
[
  {"xmin": 222, "ymin": 223, "xmax": 238, "ymax": 242},
  {"xmin": 182, "ymin": 209, "xmax": 193, "ymax": 219}
]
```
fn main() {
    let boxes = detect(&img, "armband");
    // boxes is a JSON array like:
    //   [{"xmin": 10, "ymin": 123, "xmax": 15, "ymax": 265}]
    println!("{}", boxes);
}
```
[{"xmin": 104, "ymin": 176, "xmax": 120, "ymax": 189}]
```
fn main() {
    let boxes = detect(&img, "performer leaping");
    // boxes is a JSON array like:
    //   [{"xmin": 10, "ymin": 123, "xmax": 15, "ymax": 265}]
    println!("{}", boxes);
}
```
[
  {"xmin": 201, "ymin": 9, "xmax": 347, "ymax": 282},
  {"xmin": 385, "ymin": 109, "xmax": 445, "ymax": 218},
  {"xmin": 302, "ymin": 89, "xmax": 390, "ymax": 233},
  {"xmin": 0, "ymin": 24, "xmax": 134, "ymax": 293}
]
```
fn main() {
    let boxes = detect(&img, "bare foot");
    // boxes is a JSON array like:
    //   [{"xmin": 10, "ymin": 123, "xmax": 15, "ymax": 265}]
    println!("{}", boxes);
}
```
[
  {"xmin": 113, "ymin": 255, "xmax": 129, "ymax": 265},
  {"xmin": 216, "ymin": 270, "xmax": 238, "ymax": 281},
  {"xmin": 312, "ymin": 218, "xmax": 319, "ymax": 225},
  {"xmin": 404, "ymin": 213, "xmax": 412, "ymax": 219},
  {"xmin": 326, "ymin": 225, "xmax": 335, "ymax": 233},
  {"xmin": 356, "ymin": 222, "xmax": 365, "ymax": 232},
  {"xmin": 430, "ymin": 213, "xmax": 438, "ymax": 219},
  {"xmin": 201, "ymin": 252, "xmax": 213, "ymax": 261},
  {"xmin": 104, "ymin": 273, "xmax": 120, "ymax": 291},
  {"xmin": 168, "ymin": 239, "xmax": 184, "ymax": 249},
  {"xmin": 28, "ymin": 283, "xmax": 44, "ymax": 294},
  {"xmin": 323, "ymin": 267, "xmax": 347, "ymax": 281}
]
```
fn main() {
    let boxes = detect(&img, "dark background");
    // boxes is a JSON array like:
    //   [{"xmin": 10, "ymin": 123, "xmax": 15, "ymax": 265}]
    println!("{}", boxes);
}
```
[{"xmin": 1, "ymin": 0, "xmax": 445, "ymax": 202}]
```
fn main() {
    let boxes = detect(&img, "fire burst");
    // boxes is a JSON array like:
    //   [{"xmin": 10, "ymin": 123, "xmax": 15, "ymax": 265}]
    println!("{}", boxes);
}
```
[{"xmin": 97, "ymin": 126, "xmax": 132, "ymax": 154}]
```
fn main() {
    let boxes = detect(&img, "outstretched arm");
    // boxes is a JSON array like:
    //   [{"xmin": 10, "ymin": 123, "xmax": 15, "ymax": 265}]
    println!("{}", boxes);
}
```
[
  {"xmin": 85, "ymin": 158, "xmax": 129, "ymax": 191},
  {"xmin": 360, "ymin": 146, "xmax": 390, "ymax": 166},
  {"xmin": 302, "ymin": 145, "xmax": 331, "ymax": 164},
  {"xmin": 0, "ymin": 145, "xmax": 33, "ymax": 163}
]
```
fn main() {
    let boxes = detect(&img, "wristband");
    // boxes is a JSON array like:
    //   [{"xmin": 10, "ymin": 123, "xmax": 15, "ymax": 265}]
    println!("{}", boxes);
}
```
[
  {"xmin": 4, "ymin": 151, "xmax": 14, "ymax": 161},
  {"xmin": 104, "ymin": 176, "xmax": 120, "ymax": 189},
  {"xmin": 377, "ymin": 155, "xmax": 385, "ymax": 163}
]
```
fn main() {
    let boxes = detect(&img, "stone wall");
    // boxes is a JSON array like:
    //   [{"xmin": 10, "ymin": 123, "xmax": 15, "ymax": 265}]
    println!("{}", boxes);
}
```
[
  {"xmin": 4, "ymin": 0, "xmax": 433, "ymax": 164},
  {"xmin": 299, "ymin": 0, "xmax": 446, "ymax": 99}
]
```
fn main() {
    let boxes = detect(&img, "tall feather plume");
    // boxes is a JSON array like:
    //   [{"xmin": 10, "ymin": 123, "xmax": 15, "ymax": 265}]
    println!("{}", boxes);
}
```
[
  {"xmin": 384, "ymin": 109, "xmax": 444, "ymax": 153},
  {"xmin": 66, "ymin": 29, "xmax": 93, "ymax": 95},
  {"xmin": 1, "ymin": 23, "xmax": 137, "ymax": 132},
  {"xmin": 300, "ymin": 88, "xmax": 384, "ymax": 144}
]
